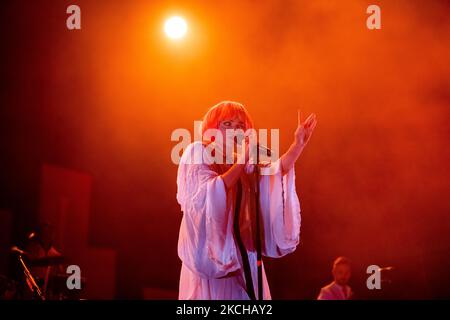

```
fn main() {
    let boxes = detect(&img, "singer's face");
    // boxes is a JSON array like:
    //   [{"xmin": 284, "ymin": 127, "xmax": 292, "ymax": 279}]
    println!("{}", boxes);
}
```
[
  {"xmin": 218, "ymin": 117, "xmax": 246, "ymax": 149},
  {"xmin": 333, "ymin": 264, "xmax": 351, "ymax": 286}
]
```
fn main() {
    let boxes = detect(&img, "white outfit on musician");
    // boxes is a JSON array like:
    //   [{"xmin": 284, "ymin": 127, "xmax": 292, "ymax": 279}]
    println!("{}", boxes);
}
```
[{"xmin": 176, "ymin": 141, "xmax": 301, "ymax": 300}]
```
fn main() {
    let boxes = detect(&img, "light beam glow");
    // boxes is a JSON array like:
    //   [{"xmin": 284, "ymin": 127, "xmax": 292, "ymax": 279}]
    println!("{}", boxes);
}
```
[{"xmin": 164, "ymin": 16, "xmax": 187, "ymax": 39}]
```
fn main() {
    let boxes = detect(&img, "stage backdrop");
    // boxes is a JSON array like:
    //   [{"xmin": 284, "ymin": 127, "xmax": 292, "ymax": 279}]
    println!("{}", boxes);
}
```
[{"xmin": 0, "ymin": 0, "xmax": 449, "ymax": 299}]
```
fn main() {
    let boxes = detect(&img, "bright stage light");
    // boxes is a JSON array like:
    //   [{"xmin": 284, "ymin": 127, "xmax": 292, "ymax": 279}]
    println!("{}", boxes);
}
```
[{"xmin": 164, "ymin": 16, "xmax": 187, "ymax": 39}]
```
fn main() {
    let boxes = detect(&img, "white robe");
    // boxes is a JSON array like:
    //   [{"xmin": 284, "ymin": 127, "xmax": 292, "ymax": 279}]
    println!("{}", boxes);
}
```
[{"xmin": 176, "ymin": 141, "xmax": 301, "ymax": 300}]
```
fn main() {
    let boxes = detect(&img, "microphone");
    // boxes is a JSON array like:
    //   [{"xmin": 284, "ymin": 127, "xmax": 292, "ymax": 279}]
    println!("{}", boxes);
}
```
[
  {"xmin": 10, "ymin": 246, "xmax": 28, "ymax": 256},
  {"xmin": 206, "ymin": 138, "xmax": 272, "ymax": 157},
  {"xmin": 241, "ymin": 132, "xmax": 272, "ymax": 157},
  {"xmin": 255, "ymin": 143, "xmax": 272, "ymax": 157},
  {"xmin": 240, "ymin": 142, "xmax": 272, "ymax": 157},
  {"xmin": 234, "ymin": 135, "xmax": 272, "ymax": 157}
]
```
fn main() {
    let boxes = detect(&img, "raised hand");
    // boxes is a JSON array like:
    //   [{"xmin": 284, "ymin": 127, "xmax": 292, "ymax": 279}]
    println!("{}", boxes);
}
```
[
  {"xmin": 280, "ymin": 110, "xmax": 317, "ymax": 175},
  {"xmin": 294, "ymin": 110, "xmax": 317, "ymax": 149}
]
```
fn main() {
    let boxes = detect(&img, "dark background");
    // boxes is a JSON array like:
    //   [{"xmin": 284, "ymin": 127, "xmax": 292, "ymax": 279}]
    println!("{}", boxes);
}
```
[{"xmin": 1, "ymin": 0, "xmax": 449, "ymax": 299}]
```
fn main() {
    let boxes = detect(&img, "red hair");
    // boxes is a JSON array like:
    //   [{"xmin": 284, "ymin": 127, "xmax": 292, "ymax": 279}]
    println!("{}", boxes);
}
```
[{"xmin": 201, "ymin": 101, "xmax": 254, "ymax": 137}]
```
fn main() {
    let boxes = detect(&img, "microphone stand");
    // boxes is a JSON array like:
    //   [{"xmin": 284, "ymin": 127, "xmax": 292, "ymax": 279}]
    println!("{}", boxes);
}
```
[
  {"xmin": 17, "ymin": 254, "xmax": 45, "ymax": 300},
  {"xmin": 254, "ymin": 147, "xmax": 263, "ymax": 300}
]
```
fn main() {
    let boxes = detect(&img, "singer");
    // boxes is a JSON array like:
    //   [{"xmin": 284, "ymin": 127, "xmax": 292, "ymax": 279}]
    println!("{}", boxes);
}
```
[{"xmin": 176, "ymin": 101, "xmax": 317, "ymax": 300}]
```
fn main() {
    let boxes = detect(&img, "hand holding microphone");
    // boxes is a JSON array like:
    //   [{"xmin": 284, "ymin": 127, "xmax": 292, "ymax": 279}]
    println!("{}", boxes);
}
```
[{"xmin": 236, "ymin": 130, "xmax": 272, "ymax": 165}]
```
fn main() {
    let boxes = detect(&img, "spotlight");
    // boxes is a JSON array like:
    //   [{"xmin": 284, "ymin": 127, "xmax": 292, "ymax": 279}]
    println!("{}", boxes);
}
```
[{"xmin": 164, "ymin": 16, "xmax": 187, "ymax": 39}]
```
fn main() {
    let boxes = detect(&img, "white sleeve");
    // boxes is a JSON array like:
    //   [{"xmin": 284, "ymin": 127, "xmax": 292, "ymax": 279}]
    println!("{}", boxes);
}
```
[
  {"xmin": 176, "ymin": 143, "xmax": 240, "ymax": 278},
  {"xmin": 258, "ymin": 159, "xmax": 301, "ymax": 258}
]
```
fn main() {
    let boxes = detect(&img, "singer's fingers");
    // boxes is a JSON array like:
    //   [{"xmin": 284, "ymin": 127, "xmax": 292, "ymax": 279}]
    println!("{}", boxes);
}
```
[
  {"xmin": 305, "ymin": 113, "xmax": 316, "ymax": 126},
  {"xmin": 298, "ymin": 110, "xmax": 302, "ymax": 126},
  {"xmin": 308, "ymin": 115, "xmax": 317, "ymax": 129},
  {"xmin": 309, "ymin": 119, "xmax": 317, "ymax": 132},
  {"xmin": 306, "ymin": 122, "xmax": 317, "ymax": 141}
]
